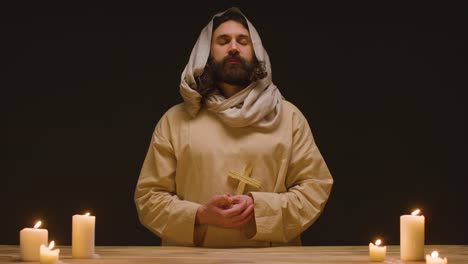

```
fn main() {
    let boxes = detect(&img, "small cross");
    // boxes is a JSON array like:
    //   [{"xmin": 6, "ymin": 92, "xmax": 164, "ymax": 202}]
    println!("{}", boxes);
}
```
[{"xmin": 228, "ymin": 164, "xmax": 262, "ymax": 195}]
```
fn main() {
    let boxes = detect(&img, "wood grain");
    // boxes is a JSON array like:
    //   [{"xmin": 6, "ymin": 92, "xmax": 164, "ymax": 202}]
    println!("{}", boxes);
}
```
[{"xmin": 0, "ymin": 245, "xmax": 466, "ymax": 264}]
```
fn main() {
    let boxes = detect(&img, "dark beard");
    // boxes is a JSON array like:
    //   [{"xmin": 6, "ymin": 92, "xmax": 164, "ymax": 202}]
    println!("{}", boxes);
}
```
[
  {"xmin": 195, "ymin": 55, "xmax": 267, "ymax": 98},
  {"xmin": 211, "ymin": 54, "xmax": 255, "ymax": 86}
]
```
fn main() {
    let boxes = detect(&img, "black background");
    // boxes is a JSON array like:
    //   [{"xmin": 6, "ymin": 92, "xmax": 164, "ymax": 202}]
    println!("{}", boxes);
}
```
[{"xmin": 2, "ymin": 1, "xmax": 466, "ymax": 246}]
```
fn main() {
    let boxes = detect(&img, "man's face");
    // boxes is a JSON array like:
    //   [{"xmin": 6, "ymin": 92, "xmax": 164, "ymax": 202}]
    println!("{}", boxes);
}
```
[{"xmin": 210, "ymin": 20, "xmax": 255, "ymax": 85}]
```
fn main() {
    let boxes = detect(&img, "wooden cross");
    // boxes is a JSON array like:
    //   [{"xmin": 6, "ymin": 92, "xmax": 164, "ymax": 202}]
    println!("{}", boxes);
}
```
[{"xmin": 228, "ymin": 164, "xmax": 262, "ymax": 195}]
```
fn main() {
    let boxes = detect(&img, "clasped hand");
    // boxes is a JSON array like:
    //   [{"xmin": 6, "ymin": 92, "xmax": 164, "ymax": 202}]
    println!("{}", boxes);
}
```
[{"xmin": 196, "ymin": 194, "xmax": 254, "ymax": 228}]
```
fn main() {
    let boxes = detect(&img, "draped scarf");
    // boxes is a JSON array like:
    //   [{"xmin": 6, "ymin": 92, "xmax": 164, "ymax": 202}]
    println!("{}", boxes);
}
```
[{"xmin": 179, "ymin": 7, "xmax": 282, "ymax": 129}]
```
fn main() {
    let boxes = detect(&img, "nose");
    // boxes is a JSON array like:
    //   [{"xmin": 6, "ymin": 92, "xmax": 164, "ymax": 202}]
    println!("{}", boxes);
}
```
[
  {"xmin": 228, "ymin": 41, "xmax": 239, "ymax": 54},
  {"xmin": 228, "ymin": 49, "xmax": 239, "ymax": 56}
]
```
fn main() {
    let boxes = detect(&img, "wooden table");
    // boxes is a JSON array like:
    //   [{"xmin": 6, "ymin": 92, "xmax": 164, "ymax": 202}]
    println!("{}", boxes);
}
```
[{"xmin": 0, "ymin": 245, "xmax": 466, "ymax": 264}]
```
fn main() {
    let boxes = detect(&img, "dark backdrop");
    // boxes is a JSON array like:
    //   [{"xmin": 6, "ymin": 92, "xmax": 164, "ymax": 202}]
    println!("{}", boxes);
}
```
[{"xmin": 2, "ymin": 1, "xmax": 466, "ymax": 246}]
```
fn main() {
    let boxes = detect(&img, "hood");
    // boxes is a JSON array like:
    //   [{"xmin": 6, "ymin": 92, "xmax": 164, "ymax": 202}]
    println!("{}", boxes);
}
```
[{"xmin": 179, "ymin": 7, "xmax": 282, "ymax": 128}]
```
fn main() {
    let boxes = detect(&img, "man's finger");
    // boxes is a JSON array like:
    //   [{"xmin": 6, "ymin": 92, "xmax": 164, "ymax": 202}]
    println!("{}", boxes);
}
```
[
  {"xmin": 230, "ymin": 204, "xmax": 254, "ymax": 223},
  {"xmin": 228, "ymin": 209, "xmax": 254, "ymax": 228},
  {"xmin": 220, "ymin": 203, "xmax": 246, "ymax": 218},
  {"xmin": 212, "ymin": 194, "xmax": 233, "ymax": 209}
]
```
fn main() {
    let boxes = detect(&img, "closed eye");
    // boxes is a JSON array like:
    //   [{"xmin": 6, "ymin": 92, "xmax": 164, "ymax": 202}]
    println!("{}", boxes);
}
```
[{"xmin": 216, "ymin": 35, "xmax": 231, "ymax": 45}]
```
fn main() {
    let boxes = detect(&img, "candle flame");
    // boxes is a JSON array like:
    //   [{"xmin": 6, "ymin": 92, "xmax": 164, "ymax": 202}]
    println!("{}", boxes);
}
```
[
  {"xmin": 85, "ymin": 212, "xmax": 90, "ymax": 216},
  {"xmin": 34, "ymin": 221, "xmax": 42, "ymax": 229},
  {"xmin": 375, "ymin": 239, "xmax": 382, "ymax": 246},
  {"xmin": 48, "ymin": 241, "xmax": 55, "ymax": 250},
  {"xmin": 411, "ymin": 209, "xmax": 421, "ymax": 216},
  {"xmin": 431, "ymin": 251, "xmax": 439, "ymax": 258}
]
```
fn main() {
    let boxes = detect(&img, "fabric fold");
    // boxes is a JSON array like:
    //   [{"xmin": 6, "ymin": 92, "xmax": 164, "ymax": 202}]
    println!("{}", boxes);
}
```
[{"xmin": 179, "ymin": 7, "xmax": 283, "ymax": 128}]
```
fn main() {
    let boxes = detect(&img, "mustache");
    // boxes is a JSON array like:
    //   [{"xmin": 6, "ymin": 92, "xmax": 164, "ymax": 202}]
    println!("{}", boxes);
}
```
[{"xmin": 222, "ymin": 54, "xmax": 246, "ymax": 64}]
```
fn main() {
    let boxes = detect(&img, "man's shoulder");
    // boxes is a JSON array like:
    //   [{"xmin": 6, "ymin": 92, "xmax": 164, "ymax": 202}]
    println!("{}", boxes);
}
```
[
  {"xmin": 281, "ymin": 99, "xmax": 304, "ymax": 116},
  {"xmin": 163, "ymin": 103, "xmax": 190, "ymax": 118},
  {"xmin": 280, "ymin": 99, "xmax": 313, "ymax": 127},
  {"xmin": 154, "ymin": 103, "xmax": 190, "ymax": 135},
  {"xmin": 155, "ymin": 103, "xmax": 192, "ymax": 128}
]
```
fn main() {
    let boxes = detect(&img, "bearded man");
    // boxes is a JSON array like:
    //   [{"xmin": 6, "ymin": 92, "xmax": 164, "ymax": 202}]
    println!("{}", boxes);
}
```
[{"xmin": 134, "ymin": 7, "xmax": 334, "ymax": 248}]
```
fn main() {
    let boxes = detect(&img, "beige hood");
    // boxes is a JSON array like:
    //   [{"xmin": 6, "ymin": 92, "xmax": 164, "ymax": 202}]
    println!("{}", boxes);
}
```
[{"xmin": 179, "ymin": 7, "xmax": 283, "ymax": 129}]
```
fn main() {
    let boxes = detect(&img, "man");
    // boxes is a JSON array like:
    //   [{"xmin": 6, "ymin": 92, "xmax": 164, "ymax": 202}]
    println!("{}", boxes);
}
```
[{"xmin": 134, "ymin": 7, "xmax": 333, "ymax": 247}]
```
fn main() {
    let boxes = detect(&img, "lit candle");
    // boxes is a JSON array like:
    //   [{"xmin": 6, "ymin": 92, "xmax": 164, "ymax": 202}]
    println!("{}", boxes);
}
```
[
  {"xmin": 72, "ymin": 212, "xmax": 95, "ymax": 258},
  {"xmin": 20, "ymin": 220, "xmax": 48, "ymax": 261},
  {"xmin": 426, "ymin": 251, "xmax": 448, "ymax": 264},
  {"xmin": 39, "ymin": 241, "xmax": 60, "ymax": 264},
  {"xmin": 400, "ymin": 209, "xmax": 425, "ymax": 260},
  {"xmin": 369, "ymin": 239, "xmax": 386, "ymax": 262}
]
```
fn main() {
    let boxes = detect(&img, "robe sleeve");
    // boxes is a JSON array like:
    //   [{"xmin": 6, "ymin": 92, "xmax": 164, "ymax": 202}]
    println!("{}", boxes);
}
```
[
  {"xmin": 134, "ymin": 114, "xmax": 200, "ymax": 246},
  {"xmin": 246, "ymin": 109, "xmax": 334, "ymax": 243}
]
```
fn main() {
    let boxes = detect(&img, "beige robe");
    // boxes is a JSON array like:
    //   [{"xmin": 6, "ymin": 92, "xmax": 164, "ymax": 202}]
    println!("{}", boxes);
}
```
[
  {"xmin": 134, "ymin": 100, "xmax": 333, "ymax": 247},
  {"xmin": 134, "ymin": 7, "xmax": 333, "ymax": 247}
]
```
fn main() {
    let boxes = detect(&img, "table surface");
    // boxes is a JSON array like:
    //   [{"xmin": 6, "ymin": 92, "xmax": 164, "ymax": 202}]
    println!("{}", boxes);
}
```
[{"xmin": 0, "ymin": 245, "xmax": 466, "ymax": 264}]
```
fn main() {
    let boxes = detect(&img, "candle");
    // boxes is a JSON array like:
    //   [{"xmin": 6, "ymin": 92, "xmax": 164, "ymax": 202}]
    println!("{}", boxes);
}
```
[
  {"xmin": 40, "ymin": 241, "xmax": 60, "ymax": 264},
  {"xmin": 400, "ymin": 209, "xmax": 425, "ymax": 260},
  {"xmin": 72, "ymin": 212, "xmax": 95, "ymax": 258},
  {"xmin": 20, "ymin": 220, "xmax": 48, "ymax": 261},
  {"xmin": 369, "ymin": 239, "xmax": 386, "ymax": 262},
  {"xmin": 426, "ymin": 251, "xmax": 448, "ymax": 264}
]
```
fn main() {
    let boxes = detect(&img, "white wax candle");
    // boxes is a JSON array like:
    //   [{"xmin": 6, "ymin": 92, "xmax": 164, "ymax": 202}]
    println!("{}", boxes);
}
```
[
  {"xmin": 40, "ymin": 241, "xmax": 60, "ymax": 264},
  {"xmin": 72, "ymin": 212, "xmax": 95, "ymax": 258},
  {"xmin": 426, "ymin": 251, "xmax": 448, "ymax": 264},
  {"xmin": 400, "ymin": 209, "xmax": 425, "ymax": 260},
  {"xmin": 20, "ymin": 221, "xmax": 48, "ymax": 261},
  {"xmin": 369, "ymin": 239, "xmax": 386, "ymax": 262}
]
